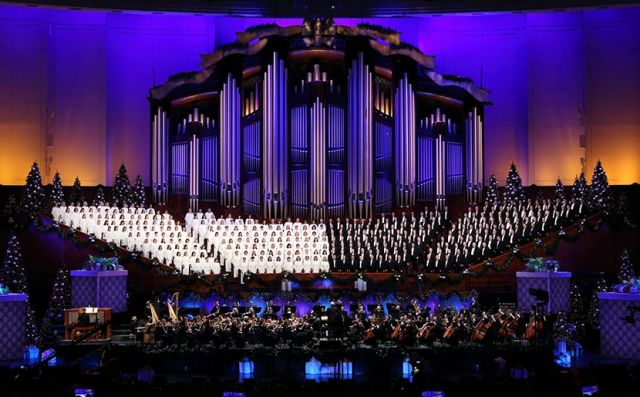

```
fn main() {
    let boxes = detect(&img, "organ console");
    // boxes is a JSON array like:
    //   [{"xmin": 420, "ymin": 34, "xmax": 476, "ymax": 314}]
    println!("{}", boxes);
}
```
[{"xmin": 64, "ymin": 307, "xmax": 112, "ymax": 341}]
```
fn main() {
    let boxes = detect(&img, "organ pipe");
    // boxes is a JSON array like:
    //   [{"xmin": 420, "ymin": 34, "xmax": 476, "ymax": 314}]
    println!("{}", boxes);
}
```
[
  {"xmin": 189, "ymin": 133, "xmax": 200, "ymax": 211},
  {"xmin": 263, "ymin": 52, "xmax": 288, "ymax": 219},
  {"xmin": 394, "ymin": 73, "xmax": 416, "ymax": 208},
  {"xmin": 310, "ymin": 97, "xmax": 326, "ymax": 220},
  {"xmin": 152, "ymin": 107, "xmax": 169, "ymax": 204},
  {"xmin": 347, "ymin": 52, "xmax": 373, "ymax": 219},
  {"xmin": 220, "ymin": 73, "xmax": 241, "ymax": 207},
  {"xmin": 465, "ymin": 107, "xmax": 483, "ymax": 203},
  {"xmin": 435, "ymin": 134, "xmax": 446, "ymax": 210}
]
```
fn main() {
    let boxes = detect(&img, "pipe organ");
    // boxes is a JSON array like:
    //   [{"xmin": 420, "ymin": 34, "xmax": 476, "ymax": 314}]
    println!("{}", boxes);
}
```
[{"xmin": 150, "ymin": 19, "xmax": 487, "ymax": 219}]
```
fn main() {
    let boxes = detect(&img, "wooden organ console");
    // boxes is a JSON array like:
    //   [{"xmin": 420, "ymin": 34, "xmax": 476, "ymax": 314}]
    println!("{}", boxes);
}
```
[{"xmin": 64, "ymin": 307, "xmax": 112, "ymax": 341}]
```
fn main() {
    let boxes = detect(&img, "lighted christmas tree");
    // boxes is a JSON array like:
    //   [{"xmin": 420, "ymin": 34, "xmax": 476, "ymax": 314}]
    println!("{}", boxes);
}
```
[
  {"xmin": 555, "ymin": 178, "xmax": 565, "ymax": 201},
  {"xmin": 587, "ymin": 275, "xmax": 608, "ymax": 329},
  {"xmin": 568, "ymin": 282, "xmax": 586, "ymax": 341},
  {"xmin": 617, "ymin": 250, "xmax": 635, "ymax": 283},
  {"xmin": 572, "ymin": 172, "xmax": 588, "ymax": 200},
  {"xmin": 589, "ymin": 160, "xmax": 612, "ymax": 211},
  {"xmin": 552, "ymin": 311, "xmax": 576, "ymax": 343},
  {"xmin": 503, "ymin": 163, "xmax": 525, "ymax": 203},
  {"xmin": 0, "ymin": 235, "xmax": 40, "ymax": 345},
  {"xmin": 92, "ymin": 184, "xmax": 106, "ymax": 207},
  {"xmin": 70, "ymin": 177, "xmax": 85, "ymax": 205},
  {"xmin": 112, "ymin": 164, "xmax": 133, "ymax": 207},
  {"xmin": 50, "ymin": 171, "xmax": 65, "ymax": 207},
  {"xmin": 133, "ymin": 175, "xmax": 146, "ymax": 208},
  {"xmin": 3, "ymin": 194, "xmax": 20, "ymax": 227},
  {"xmin": 39, "ymin": 264, "xmax": 71, "ymax": 339},
  {"xmin": 485, "ymin": 174, "xmax": 499, "ymax": 206},
  {"xmin": 21, "ymin": 162, "xmax": 46, "ymax": 219}
]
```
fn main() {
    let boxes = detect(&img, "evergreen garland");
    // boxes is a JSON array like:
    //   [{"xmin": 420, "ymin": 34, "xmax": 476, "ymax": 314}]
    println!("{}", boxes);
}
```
[
  {"xmin": 485, "ymin": 174, "xmax": 499, "ymax": 206},
  {"xmin": 503, "ymin": 163, "xmax": 524, "ymax": 204},
  {"xmin": 617, "ymin": 250, "xmax": 635, "ymax": 283},
  {"xmin": 92, "ymin": 185, "xmax": 106, "ymax": 207},
  {"xmin": 113, "ymin": 164, "xmax": 133, "ymax": 207},
  {"xmin": 587, "ymin": 275, "xmax": 608, "ymax": 329},
  {"xmin": 71, "ymin": 177, "xmax": 85, "ymax": 205},
  {"xmin": 1, "ymin": 235, "xmax": 40, "ymax": 346},
  {"xmin": 555, "ymin": 178, "xmax": 565, "ymax": 201},
  {"xmin": 589, "ymin": 160, "xmax": 611, "ymax": 211},
  {"xmin": 572, "ymin": 172, "xmax": 588, "ymax": 200},
  {"xmin": 51, "ymin": 171, "xmax": 65, "ymax": 207},
  {"xmin": 133, "ymin": 175, "xmax": 146, "ymax": 208},
  {"xmin": 21, "ymin": 162, "xmax": 46, "ymax": 219}
]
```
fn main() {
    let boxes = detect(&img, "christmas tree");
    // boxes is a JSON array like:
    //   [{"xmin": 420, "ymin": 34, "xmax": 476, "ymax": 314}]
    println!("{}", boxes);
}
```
[
  {"xmin": 50, "ymin": 171, "xmax": 65, "ymax": 207},
  {"xmin": 503, "ymin": 163, "xmax": 524, "ymax": 203},
  {"xmin": 587, "ymin": 275, "xmax": 608, "ymax": 329},
  {"xmin": 133, "ymin": 175, "xmax": 146, "ymax": 208},
  {"xmin": 39, "ymin": 264, "xmax": 71, "ymax": 340},
  {"xmin": 552, "ymin": 312, "xmax": 576, "ymax": 343},
  {"xmin": 555, "ymin": 178, "xmax": 565, "ymax": 201},
  {"xmin": 112, "ymin": 164, "xmax": 133, "ymax": 207},
  {"xmin": 21, "ymin": 162, "xmax": 46, "ymax": 219},
  {"xmin": 617, "ymin": 250, "xmax": 635, "ymax": 283},
  {"xmin": 0, "ymin": 235, "xmax": 40, "ymax": 345},
  {"xmin": 572, "ymin": 172, "xmax": 588, "ymax": 200},
  {"xmin": 71, "ymin": 177, "xmax": 85, "ymax": 205},
  {"xmin": 589, "ymin": 160, "xmax": 611, "ymax": 211},
  {"xmin": 568, "ymin": 282, "xmax": 586, "ymax": 341},
  {"xmin": 92, "ymin": 185, "xmax": 106, "ymax": 207},
  {"xmin": 485, "ymin": 174, "xmax": 499, "ymax": 206},
  {"xmin": 3, "ymin": 194, "xmax": 20, "ymax": 227}
]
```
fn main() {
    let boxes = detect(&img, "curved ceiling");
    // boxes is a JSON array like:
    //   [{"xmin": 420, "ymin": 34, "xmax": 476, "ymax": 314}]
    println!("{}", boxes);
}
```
[{"xmin": 4, "ymin": 0, "xmax": 638, "ymax": 17}]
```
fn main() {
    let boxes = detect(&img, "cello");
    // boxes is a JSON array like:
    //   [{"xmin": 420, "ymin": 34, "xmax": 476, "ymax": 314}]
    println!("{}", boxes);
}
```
[
  {"xmin": 524, "ymin": 311, "xmax": 544, "ymax": 340},
  {"xmin": 471, "ymin": 313, "xmax": 496, "ymax": 343}
]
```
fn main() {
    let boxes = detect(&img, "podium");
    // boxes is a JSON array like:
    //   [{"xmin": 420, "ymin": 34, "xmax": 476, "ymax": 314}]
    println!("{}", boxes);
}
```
[
  {"xmin": 71, "ymin": 270, "xmax": 128, "ymax": 313},
  {"xmin": 516, "ymin": 271, "xmax": 571, "ymax": 313},
  {"xmin": 599, "ymin": 292, "xmax": 640, "ymax": 359},
  {"xmin": 0, "ymin": 293, "xmax": 27, "ymax": 361}
]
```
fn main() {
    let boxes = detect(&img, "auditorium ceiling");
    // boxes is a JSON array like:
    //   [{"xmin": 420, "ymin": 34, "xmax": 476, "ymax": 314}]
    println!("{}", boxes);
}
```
[{"xmin": 6, "ymin": 0, "xmax": 640, "ymax": 16}]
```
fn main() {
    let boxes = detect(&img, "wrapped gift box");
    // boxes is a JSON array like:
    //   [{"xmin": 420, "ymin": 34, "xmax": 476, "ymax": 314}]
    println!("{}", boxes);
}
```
[
  {"xmin": 71, "ymin": 270, "xmax": 128, "ymax": 313},
  {"xmin": 0, "ymin": 293, "xmax": 27, "ymax": 361},
  {"xmin": 599, "ymin": 292, "xmax": 640, "ymax": 359},
  {"xmin": 516, "ymin": 271, "xmax": 571, "ymax": 313}
]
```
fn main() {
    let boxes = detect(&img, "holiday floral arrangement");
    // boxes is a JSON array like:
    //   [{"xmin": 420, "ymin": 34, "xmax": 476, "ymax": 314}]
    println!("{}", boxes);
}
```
[
  {"xmin": 526, "ymin": 257, "xmax": 560, "ymax": 272},
  {"xmin": 613, "ymin": 277, "xmax": 640, "ymax": 294},
  {"xmin": 82, "ymin": 255, "xmax": 123, "ymax": 271}
]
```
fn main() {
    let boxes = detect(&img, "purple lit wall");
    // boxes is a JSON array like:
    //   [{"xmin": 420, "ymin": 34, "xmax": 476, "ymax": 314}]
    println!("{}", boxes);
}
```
[{"xmin": 1, "ymin": 5, "xmax": 638, "ymax": 186}]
